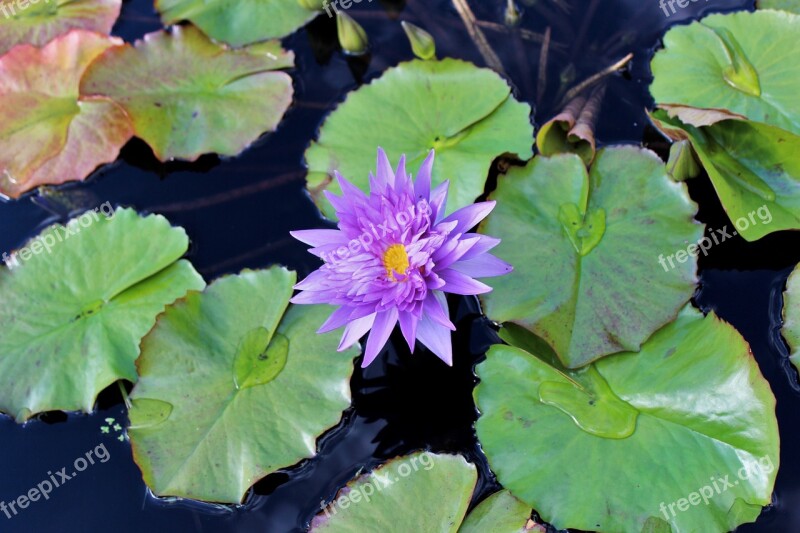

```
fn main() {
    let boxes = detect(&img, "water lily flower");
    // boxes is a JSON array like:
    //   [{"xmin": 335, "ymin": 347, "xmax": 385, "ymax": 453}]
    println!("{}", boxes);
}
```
[{"xmin": 290, "ymin": 148, "xmax": 512, "ymax": 367}]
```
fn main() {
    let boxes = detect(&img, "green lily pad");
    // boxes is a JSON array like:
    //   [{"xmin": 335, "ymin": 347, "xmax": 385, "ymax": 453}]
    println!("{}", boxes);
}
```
[
  {"xmin": 0, "ymin": 0, "xmax": 121, "ymax": 55},
  {"xmin": 305, "ymin": 58, "xmax": 534, "ymax": 220},
  {"xmin": 650, "ymin": 10, "xmax": 800, "ymax": 136},
  {"xmin": 80, "ymin": 25, "xmax": 294, "ymax": 162},
  {"xmin": 310, "ymin": 452, "xmax": 477, "ymax": 532},
  {"xmin": 474, "ymin": 306, "xmax": 780, "ymax": 533},
  {"xmin": 757, "ymin": 0, "xmax": 800, "ymax": 13},
  {"xmin": 480, "ymin": 148, "xmax": 703, "ymax": 368},
  {"xmin": 155, "ymin": 0, "xmax": 318, "ymax": 47},
  {"xmin": 783, "ymin": 265, "xmax": 800, "ymax": 372},
  {"xmin": 651, "ymin": 110, "xmax": 800, "ymax": 241},
  {"xmin": 128, "ymin": 268, "xmax": 359, "ymax": 503},
  {"xmin": 459, "ymin": 490, "xmax": 532, "ymax": 533},
  {"xmin": 0, "ymin": 208, "xmax": 204, "ymax": 422},
  {"xmin": 0, "ymin": 30, "xmax": 133, "ymax": 199}
]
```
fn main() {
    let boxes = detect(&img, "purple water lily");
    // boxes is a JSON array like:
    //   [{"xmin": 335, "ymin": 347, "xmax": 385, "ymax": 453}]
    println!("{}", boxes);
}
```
[{"xmin": 290, "ymin": 148, "xmax": 512, "ymax": 367}]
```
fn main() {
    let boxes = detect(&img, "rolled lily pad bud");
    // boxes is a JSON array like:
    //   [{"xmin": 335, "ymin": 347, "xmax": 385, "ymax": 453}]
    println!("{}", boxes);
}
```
[
  {"xmin": 337, "ymin": 12, "xmax": 369, "ymax": 56},
  {"xmin": 401, "ymin": 21, "xmax": 436, "ymax": 60},
  {"xmin": 666, "ymin": 140, "xmax": 701, "ymax": 182},
  {"xmin": 504, "ymin": 0, "xmax": 521, "ymax": 26},
  {"xmin": 297, "ymin": 0, "xmax": 325, "ymax": 10}
]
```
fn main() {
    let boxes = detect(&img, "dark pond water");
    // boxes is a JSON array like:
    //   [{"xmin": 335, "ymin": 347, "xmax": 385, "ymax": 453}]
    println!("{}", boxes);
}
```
[{"xmin": 1, "ymin": 0, "xmax": 799, "ymax": 531}]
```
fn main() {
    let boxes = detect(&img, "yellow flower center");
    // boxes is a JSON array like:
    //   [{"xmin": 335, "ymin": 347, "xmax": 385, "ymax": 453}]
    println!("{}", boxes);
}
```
[{"xmin": 383, "ymin": 244, "xmax": 409, "ymax": 281}]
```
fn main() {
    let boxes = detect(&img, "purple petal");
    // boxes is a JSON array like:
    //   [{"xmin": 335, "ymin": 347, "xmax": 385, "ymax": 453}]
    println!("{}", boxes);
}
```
[
  {"xmin": 362, "ymin": 308, "xmax": 398, "ymax": 367},
  {"xmin": 393, "ymin": 154, "xmax": 410, "ymax": 194},
  {"xmin": 290, "ymin": 290, "xmax": 332, "ymax": 305},
  {"xmin": 414, "ymin": 150, "xmax": 434, "ymax": 201},
  {"xmin": 434, "ymin": 236, "xmax": 481, "ymax": 270},
  {"xmin": 398, "ymin": 310, "xmax": 418, "ymax": 352},
  {"xmin": 451, "ymin": 254, "xmax": 513, "ymax": 278},
  {"xmin": 459, "ymin": 235, "xmax": 501, "ymax": 261},
  {"xmin": 338, "ymin": 313, "xmax": 376, "ymax": 351},
  {"xmin": 440, "ymin": 201, "xmax": 495, "ymax": 234},
  {"xmin": 335, "ymin": 171, "xmax": 369, "ymax": 208},
  {"xmin": 429, "ymin": 180, "xmax": 449, "ymax": 223},
  {"xmin": 290, "ymin": 229, "xmax": 347, "ymax": 247},
  {"xmin": 438, "ymin": 269, "xmax": 492, "ymax": 295},
  {"xmin": 376, "ymin": 148, "xmax": 395, "ymax": 189},
  {"xmin": 317, "ymin": 306, "xmax": 353, "ymax": 333},
  {"xmin": 294, "ymin": 270, "xmax": 330, "ymax": 290},
  {"xmin": 424, "ymin": 291, "xmax": 455, "ymax": 330},
  {"xmin": 416, "ymin": 313, "xmax": 453, "ymax": 366}
]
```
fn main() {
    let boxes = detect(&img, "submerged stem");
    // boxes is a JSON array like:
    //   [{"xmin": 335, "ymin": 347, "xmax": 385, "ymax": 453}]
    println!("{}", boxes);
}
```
[
  {"xmin": 451, "ymin": 0, "xmax": 505, "ymax": 74},
  {"xmin": 559, "ymin": 53, "xmax": 633, "ymax": 108}
]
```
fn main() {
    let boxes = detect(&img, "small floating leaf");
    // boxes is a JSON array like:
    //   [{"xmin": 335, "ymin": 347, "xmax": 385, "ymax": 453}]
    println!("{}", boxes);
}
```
[
  {"xmin": 0, "ymin": 0, "xmax": 121, "ymax": 55},
  {"xmin": 305, "ymin": 58, "xmax": 534, "ymax": 220},
  {"xmin": 80, "ymin": 26, "xmax": 294, "ymax": 162},
  {"xmin": 233, "ymin": 329, "xmax": 290, "ymax": 389},
  {"xmin": 155, "ymin": 0, "xmax": 318, "ymax": 47},
  {"xmin": 128, "ymin": 399, "xmax": 174, "ymax": 430},
  {"xmin": 0, "ymin": 30, "xmax": 132, "ymax": 199},
  {"xmin": 480, "ymin": 148, "xmax": 703, "ymax": 368},
  {"xmin": 474, "ymin": 306, "xmax": 779, "ymax": 532},
  {"xmin": 651, "ymin": 10, "xmax": 800, "ymax": 136},
  {"xmin": 0, "ymin": 208, "xmax": 205, "ymax": 421},
  {"xmin": 310, "ymin": 452, "xmax": 477, "ymax": 532},
  {"xmin": 459, "ymin": 490, "xmax": 532, "ymax": 533},
  {"xmin": 782, "ymin": 265, "xmax": 800, "ymax": 372},
  {"xmin": 129, "ymin": 268, "xmax": 359, "ymax": 503}
]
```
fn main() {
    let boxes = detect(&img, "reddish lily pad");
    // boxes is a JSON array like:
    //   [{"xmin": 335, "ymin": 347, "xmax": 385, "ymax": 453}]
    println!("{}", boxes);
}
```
[
  {"xmin": 0, "ymin": 30, "xmax": 132, "ymax": 200},
  {"xmin": 0, "ymin": 0, "xmax": 121, "ymax": 55},
  {"xmin": 80, "ymin": 25, "xmax": 294, "ymax": 162}
]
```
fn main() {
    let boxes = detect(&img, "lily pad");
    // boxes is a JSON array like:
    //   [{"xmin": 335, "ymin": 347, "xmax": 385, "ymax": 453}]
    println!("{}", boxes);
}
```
[
  {"xmin": 474, "ymin": 306, "xmax": 780, "ymax": 533},
  {"xmin": 459, "ymin": 490, "xmax": 532, "ymax": 533},
  {"xmin": 305, "ymin": 58, "xmax": 534, "ymax": 220},
  {"xmin": 155, "ymin": 0, "xmax": 318, "ymax": 47},
  {"xmin": 0, "ymin": 0, "xmax": 121, "ymax": 55},
  {"xmin": 0, "ymin": 30, "xmax": 132, "ymax": 199},
  {"xmin": 128, "ymin": 268, "xmax": 359, "ymax": 503},
  {"xmin": 650, "ymin": 10, "xmax": 800, "ymax": 136},
  {"xmin": 651, "ymin": 111, "xmax": 800, "ymax": 241},
  {"xmin": 783, "ymin": 265, "xmax": 800, "ymax": 371},
  {"xmin": 310, "ymin": 452, "xmax": 477, "ymax": 532},
  {"xmin": 480, "ymin": 148, "xmax": 703, "ymax": 368},
  {"xmin": 80, "ymin": 25, "xmax": 294, "ymax": 162},
  {"xmin": 0, "ymin": 208, "xmax": 204, "ymax": 422}
]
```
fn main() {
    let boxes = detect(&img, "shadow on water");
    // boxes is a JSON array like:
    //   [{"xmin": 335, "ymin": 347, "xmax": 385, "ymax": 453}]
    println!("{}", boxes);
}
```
[{"xmin": 2, "ymin": 0, "xmax": 799, "ymax": 531}]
